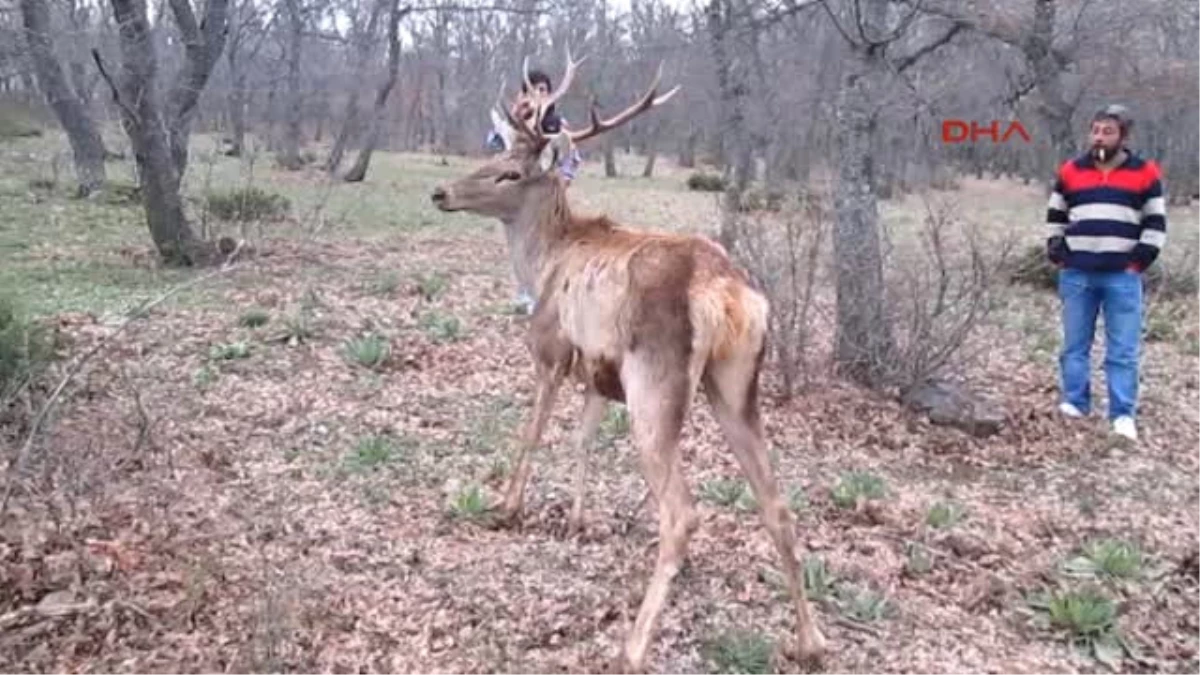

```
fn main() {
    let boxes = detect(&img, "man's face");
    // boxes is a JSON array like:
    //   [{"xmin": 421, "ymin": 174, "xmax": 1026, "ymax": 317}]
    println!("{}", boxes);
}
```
[{"xmin": 1089, "ymin": 118, "xmax": 1122, "ymax": 160}]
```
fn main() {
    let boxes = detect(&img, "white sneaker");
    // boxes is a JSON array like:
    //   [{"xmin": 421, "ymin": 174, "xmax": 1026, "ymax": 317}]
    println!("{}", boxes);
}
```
[
  {"xmin": 1111, "ymin": 416, "xmax": 1138, "ymax": 441},
  {"xmin": 1058, "ymin": 402, "xmax": 1085, "ymax": 418}
]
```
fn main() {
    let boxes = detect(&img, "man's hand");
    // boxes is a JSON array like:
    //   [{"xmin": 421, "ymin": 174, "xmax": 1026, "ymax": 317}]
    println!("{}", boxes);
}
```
[
  {"xmin": 1047, "ymin": 235, "xmax": 1068, "ymax": 267},
  {"xmin": 1129, "ymin": 243, "xmax": 1157, "ymax": 273}
]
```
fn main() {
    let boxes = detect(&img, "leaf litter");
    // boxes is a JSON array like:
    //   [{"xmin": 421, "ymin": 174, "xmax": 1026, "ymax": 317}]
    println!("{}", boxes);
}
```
[{"xmin": 1, "ymin": 232, "xmax": 1197, "ymax": 673}]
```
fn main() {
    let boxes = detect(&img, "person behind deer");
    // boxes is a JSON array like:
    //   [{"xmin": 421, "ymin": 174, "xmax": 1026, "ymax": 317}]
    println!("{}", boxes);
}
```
[
  {"xmin": 486, "ymin": 68, "xmax": 583, "ymax": 314},
  {"xmin": 1046, "ymin": 103, "xmax": 1168, "ymax": 442}
]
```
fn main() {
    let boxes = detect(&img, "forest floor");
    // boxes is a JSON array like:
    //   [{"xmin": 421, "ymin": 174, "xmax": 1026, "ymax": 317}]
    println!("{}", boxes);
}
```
[{"xmin": 1, "ymin": 128, "xmax": 1198, "ymax": 674}]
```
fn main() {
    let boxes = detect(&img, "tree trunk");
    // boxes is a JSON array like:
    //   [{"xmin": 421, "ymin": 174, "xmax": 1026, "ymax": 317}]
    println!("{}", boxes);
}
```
[
  {"xmin": 1026, "ymin": 0, "xmax": 1076, "ymax": 171},
  {"xmin": 163, "ymin": 0, "xmax": 230, "ymax": 179},
  {"xmin": 679, "ymin": 129, "xmax": 697, "ymax": 168},
  {"xmin": 642, "ymin": 148, "xmax": 657, "ymax": 178},
  {"xmin": 103, "ymin": 0, "xmax": 218, "ymax": 266},
  {"xmin": 20, "ymin": 0, "xmax": 107, "ymax": 197},
  {"xmin": 326, "ymin": 0, "xmax": 385, "ymax": 174},
  {"xmin": 344, "ymin": 0, "xmax": 406, "ymax": 183},
  {"xmin": 707, "ymin": 0, "xmax": 753, "ymax": 253},
  {"xmin": 227, "ymin": 77, "xmax": 247, "ymax": 155},
  {"xmin": 831, "ymin": 54, "xmax": 894, "ymax": 387},
  {"xmin": 277, "ymin": 0, "xmax": 304, "ymax": 170},
  {"xmin": 603, "ymin": 137, "xmax": 618, "ymax": 177}
]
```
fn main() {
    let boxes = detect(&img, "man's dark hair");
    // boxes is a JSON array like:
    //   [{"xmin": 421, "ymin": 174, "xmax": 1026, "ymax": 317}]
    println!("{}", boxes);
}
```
[
  {"xmin": 521, "ymin": 67, "xmax": 562, "ymax": 134},
  {"xmin": 522, "ymin": 69, "xmax": 553, "ymax": 93},
  {"xmin": 1092, "ymin": 103, "xmax": 1133, "ymax": 138}
]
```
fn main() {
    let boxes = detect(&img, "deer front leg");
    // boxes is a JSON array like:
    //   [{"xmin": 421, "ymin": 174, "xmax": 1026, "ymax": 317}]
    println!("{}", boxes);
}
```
[
  {"xmin": 568, "ymin": 390, "xmax": 608, "ymax": 535},
  {"xmin": 500, "ymin": 365, "xmax": 564, "ymax": 524}
]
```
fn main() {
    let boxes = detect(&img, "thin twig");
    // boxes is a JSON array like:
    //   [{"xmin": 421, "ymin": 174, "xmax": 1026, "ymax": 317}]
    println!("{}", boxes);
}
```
[
  {"xmin": 0, "ymin": 252, "xmax": 244, "ymax": 520},
  {"xmin": 91, "ymin": 49, "xmax": 140, "ymax": 126}
]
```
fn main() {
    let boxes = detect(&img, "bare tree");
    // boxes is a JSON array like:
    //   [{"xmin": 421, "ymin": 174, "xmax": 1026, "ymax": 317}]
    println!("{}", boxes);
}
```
[
  {"xmin": 819, "ymin": 0, "xmax": 962, "ymax": 386},
  {"xmin": 19, "ymin": 0, "xmax": 107, "ymax": 196},
  {"xmin": 98, "ymin": 0, "xmax": 230, "ymax": 265},
  {"xmin": 325, "ymin": 0, "xmax": 387, "ymax": 173},
  {"xmin": 276, "ymin": 0, "xmax": 307, "ymax": 170},
  {"xmin": 342, "ymin": 0, "xmax": 408, "ymax": 182}
]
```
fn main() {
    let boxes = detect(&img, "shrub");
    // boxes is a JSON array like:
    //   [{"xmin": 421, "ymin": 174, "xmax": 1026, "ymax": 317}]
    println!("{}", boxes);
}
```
[
  {"xmin": 0, "ymin": 296, "xmax": 57, "ymax": 404},
  {"xmin": 686, "ymin": 171, "xmax": 726, "ymax": 192},
  {"xmin": 205, "ymin": 186, "xmax": 290, "ymax": 222}
]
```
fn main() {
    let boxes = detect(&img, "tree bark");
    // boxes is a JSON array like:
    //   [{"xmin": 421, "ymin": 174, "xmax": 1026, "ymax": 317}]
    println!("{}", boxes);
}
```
[
  {"xmin": 707, "ymin": 0, "xmax": 753, "ymax": 253},
  {"xmin": 20, "ymin": 0, "xmax": 107, "ymax": 196},
  {"xmin": 343, "ymin": 0, "xmax": 407, "ymax": 183},
  {"xmin": 102, "ymin": 0, "xmax": 227, "ymax": 266},
  {"xmin": 326, "ymin": 0, "xmax": 386, "ymax": 173},
  {"xmin": 277, "ymin": 0, "xmax": 305, "ymax": 170},
  {"xmin": 832, "ymin": 63, "xmax": 894, "ymax": 386},
  {"xmin": 164, "ymin": 0, "xmax": 230, "ymax": 179}
]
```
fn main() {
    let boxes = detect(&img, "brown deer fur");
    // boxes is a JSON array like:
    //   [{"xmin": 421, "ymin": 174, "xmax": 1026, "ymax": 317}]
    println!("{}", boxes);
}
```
[{"xmin": 430, "ymin": 56, "xmax": 826, "ymax": 672}]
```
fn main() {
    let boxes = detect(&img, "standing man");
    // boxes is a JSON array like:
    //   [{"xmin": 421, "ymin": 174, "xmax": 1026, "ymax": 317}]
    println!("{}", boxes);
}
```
[{"xmin": 1046, "ymin": 104, "xmax": 1168, "ymax": 441}]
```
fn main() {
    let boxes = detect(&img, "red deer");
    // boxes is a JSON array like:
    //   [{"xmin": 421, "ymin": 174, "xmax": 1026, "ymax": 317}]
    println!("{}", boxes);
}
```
[{"xmin": 430, "ymin": 54, "xmax": 826, "ymax": 672}]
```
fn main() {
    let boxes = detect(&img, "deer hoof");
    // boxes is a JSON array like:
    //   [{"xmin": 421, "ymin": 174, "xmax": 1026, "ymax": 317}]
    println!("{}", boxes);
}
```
[{"xmin": 794, "ymin": 627, "xmax": 827, "ymax": 668}]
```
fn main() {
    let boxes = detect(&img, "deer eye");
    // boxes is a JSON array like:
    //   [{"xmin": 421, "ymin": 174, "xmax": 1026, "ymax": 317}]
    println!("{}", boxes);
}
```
[{"xmin": 495, "ymin": 170, "xmax": 522, "ymax": 183}]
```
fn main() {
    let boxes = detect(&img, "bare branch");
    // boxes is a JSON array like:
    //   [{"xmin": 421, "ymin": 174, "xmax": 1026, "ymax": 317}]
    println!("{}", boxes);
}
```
[{"xmin": 892, "ymin": 18, "xmax": 965, "ymax": 73}]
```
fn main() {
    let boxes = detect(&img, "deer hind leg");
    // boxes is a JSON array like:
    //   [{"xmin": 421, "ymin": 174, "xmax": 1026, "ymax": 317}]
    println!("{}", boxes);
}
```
[
  {"xmin": 620, "ymin": 356, "xmax": 698, "ymax": 673},
  {"xmin": 702, "ymin": 350, "xmax": 827, "ymax": 666},
  {"xmin": 501, "ymin": 361, "xmax": 566, "ymax": 523},
  {"xmin": 569, "ymin": 388, "xmax": 608, "ymax": 535}
]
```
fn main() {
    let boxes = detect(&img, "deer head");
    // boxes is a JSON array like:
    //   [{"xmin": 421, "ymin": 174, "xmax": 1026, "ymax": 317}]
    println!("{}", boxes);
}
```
[{"xmin": 430, "ymin": 50, "xmax": 681, "ymax": 221}]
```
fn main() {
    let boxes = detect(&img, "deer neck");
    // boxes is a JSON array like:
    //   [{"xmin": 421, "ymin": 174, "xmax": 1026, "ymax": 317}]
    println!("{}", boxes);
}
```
[{"xmin": 502, "ymin": 180, "xmax": 572, "ymax": 297}]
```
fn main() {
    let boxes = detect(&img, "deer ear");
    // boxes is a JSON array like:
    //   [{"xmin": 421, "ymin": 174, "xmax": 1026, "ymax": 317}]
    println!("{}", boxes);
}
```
[{"xmin": 537, "ymin": 141, "xmax": 557, "ymax": 172}]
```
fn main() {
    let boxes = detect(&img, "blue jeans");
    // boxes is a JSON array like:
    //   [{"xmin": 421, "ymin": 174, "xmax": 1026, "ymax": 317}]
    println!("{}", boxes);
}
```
[{"xmin": 1057, "ymin": 268, "xmax": 1144, "ymax": 419}]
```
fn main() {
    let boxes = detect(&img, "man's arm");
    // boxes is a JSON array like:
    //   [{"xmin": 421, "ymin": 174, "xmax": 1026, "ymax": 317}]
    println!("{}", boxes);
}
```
[
  {"xmin": 1046, "ymin": 169, "xmax": 1070, "ymax": 265},
  {"xmin": 1130, "ymin": 162, "xmax": 1168, "ymax": 272}
]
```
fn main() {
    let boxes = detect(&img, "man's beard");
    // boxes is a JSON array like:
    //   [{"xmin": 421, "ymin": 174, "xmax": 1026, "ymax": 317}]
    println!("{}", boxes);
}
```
[{"xmin": 1091, "ymin": 145, "xmax": 1117, "ymax": 162}]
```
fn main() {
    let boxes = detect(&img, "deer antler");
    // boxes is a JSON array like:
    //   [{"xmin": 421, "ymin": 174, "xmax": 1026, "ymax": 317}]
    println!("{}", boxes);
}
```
[
  {"xmin": 495, "ymin": 76, "xmax": 540, "ymax": 146},
  {"xmin": 567, "ymin": 63, "xmax": 681, "ymax": 145},
  {"xmin": 520, "ymin": 47, "xmax": 587, "ymax": 139}
]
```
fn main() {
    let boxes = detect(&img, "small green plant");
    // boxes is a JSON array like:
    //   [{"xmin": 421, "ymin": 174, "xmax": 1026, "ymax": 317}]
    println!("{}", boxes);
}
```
[
  {"xmin": 193, "ymin": 365, "xmax": 218, "ymax": 388},
  {"xmin": 0, "ymin": 296, "xmax": 57, "ymax": 402},
  {"xmin": 1027, "ymin": 586, "xmax": 1136, "ymax": 668},
  {"xmin": 449, "ymin": 483, "xmax": 489, "ymax": 521},
  {"xmin": 343, "ymin": 435, "xmax": 408, "ymax": 473},
  {"xmin": 601, "ymin": 405, "xmax": 630, "ymax": 439},
  {"xmin": 802, "ymin": 557, "xmax": 838, "ymax": 601},
  {"xmin": 785, "ymin": 485, "xmax": 809, "ymax": 513},
  {"xmin": 1063, "ymin": 539, "xmax": 1144, "ymax": 580},
  {"xmin": 239, "ymin": 308, "xmax": 270, "ymax": 328},
  {"xmin": 208, "ymin": 341, "xmax": 251, "ymax": 360},
  {"xmin": 204, "ymin": 186, "xmax": 290, "ymax": 221},
  {"xmin": 280, "ymin": 311, "xmax": 315, "ymax": 344},
  {"xmin": 830, "ymin": 470, "xmax": 887, "ymax": 509},
  {"xmin": 699, "ymin": 478, "xmax": 753, "ymax": 510},
  {"xmin": 905, "ymin": 541, "xmax": 934, "ymax": 576},
  {"xmin": 1029, "ymin": 587, "xmax": 1116, "ymax": 639},
  {"xmin": 926, "ymin": 501, "xmax": 966, "ymax": 529},
  {"xmin": 414, "ymin": 272, "xmax": 449, "ymax": 301},
  {"xmin": 367, "ymin": 270, "xmax": 401, "ymax": 296},
  {"xmin": 702, "ymin": 630, "xmax": 774, "ymax": 674},
  {"xmin": 1144, "ymin": 302, "xmax": 1186, "ymax": 343},
  {"xmin": 839, "ymin": 585, "xmax": 892, "ymax": 623},
  {"xmin": 342, "ymin": 333, "xmax": 389, "ymax": 369},
  {"xmin": 686, "ymin": 171, "xmax": 726, "ymax": 193},
  {"xmin": 419, "ymin": 311, "xmax": 462, "ymax": 343}
]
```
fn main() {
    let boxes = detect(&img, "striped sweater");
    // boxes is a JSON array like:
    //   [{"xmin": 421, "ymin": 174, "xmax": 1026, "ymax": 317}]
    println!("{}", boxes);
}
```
[{"xmin": 1046, "ymin": 150, "xmax": 1168, "ymax": 272}]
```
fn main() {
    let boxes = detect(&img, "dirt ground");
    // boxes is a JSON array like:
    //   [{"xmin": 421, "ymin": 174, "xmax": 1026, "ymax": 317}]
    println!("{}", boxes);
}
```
[{"xmin": 1, "ymin": 138, "xmax": 1198, "ymax": 674}]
